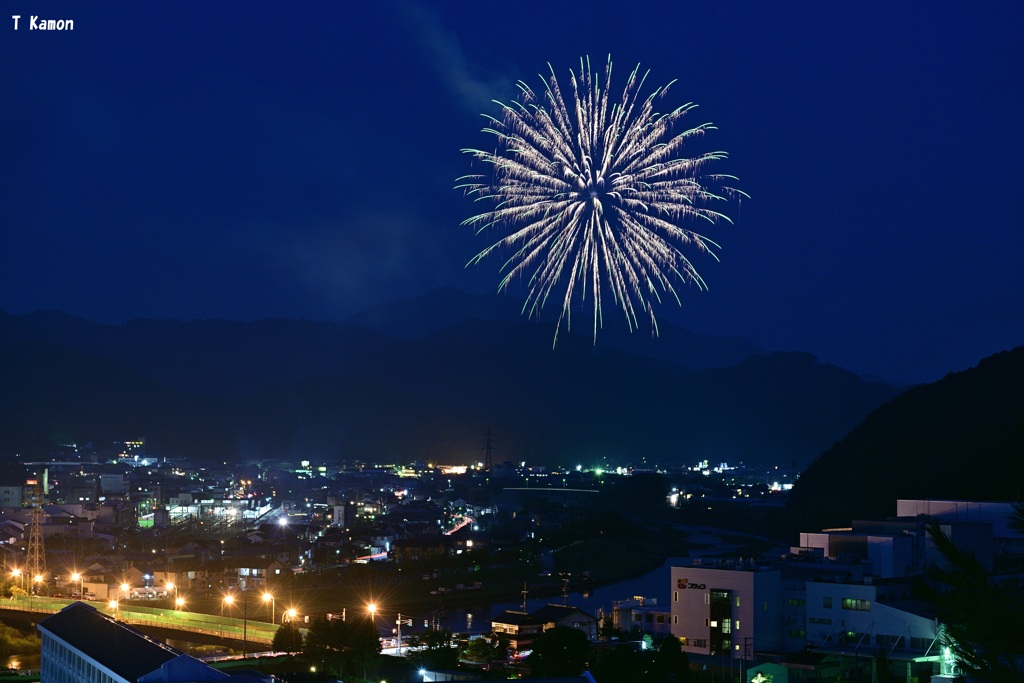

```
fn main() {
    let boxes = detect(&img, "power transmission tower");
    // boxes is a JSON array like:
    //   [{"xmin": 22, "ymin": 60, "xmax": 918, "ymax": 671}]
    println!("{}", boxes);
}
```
[
  {"xmin": 26, "ymin": 484, "xmax": 47, "ymax": 591},
  {"xmin": 481, "ymin": 427, "xmax": 496, "ymax": 471}
]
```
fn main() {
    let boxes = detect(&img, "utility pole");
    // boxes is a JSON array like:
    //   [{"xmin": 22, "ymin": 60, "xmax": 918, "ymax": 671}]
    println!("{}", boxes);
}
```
[
  {"xmin": 742, "ymin": 636, "xmax": 753, "ymax": 683},
  {"xmin": 396, "ymin": 613, "xmax": 412, "ymax": 655}
]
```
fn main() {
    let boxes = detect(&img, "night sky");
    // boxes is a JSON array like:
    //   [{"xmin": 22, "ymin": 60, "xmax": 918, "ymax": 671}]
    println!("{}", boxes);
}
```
[{"xmin": 3, "ymin": 2, "xmax": 1022, "ymax": 385}]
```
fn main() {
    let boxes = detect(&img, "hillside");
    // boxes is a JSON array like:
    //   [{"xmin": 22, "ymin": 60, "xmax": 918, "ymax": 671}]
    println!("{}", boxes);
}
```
[
  {"xmin": 787, "ymin": 346, "xmax": 1024, "ymax": 531},
  {"xmin": 0, "ymin": 341, "xmax": 235, "ymax": 457}
]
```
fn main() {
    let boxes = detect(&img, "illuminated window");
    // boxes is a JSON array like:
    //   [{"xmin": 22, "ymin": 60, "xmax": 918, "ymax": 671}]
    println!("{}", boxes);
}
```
[{"xmin": 842, "ymin": 598, "xmax": 871, "ymax": 611}]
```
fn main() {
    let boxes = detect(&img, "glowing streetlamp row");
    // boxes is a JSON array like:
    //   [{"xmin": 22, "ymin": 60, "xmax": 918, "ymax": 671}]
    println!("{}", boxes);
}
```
[
  {"xmin": 10, "ymin": 569, "xmax": 301, "ymax": 626},
  {"xmin": 9, "ymin": 570, "xmax": 268, "ymax": 614},
  {"xmin": 222, "ymin": 591, "xmax": 295, "ymax": 625},
  {"xmin": 9, "ymin": 568, "xmax": 45, "ymax": 588}
]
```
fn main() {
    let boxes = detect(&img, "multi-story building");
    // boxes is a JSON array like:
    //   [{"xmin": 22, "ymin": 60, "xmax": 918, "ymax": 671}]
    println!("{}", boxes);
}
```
[
  {"xmin": 0, "ymin": 485, "xmax": 26, "ymax": 507},
  {"xmin": 670, "ymin": 559, "xmax": 784, "ymax": 658},
  {"xmin": 668, "ymin": 500, "xmax": 1013, "ymax": 681},
  {"xmin": 798, "ymin": 515, "xmax": 993, "ymax": 575}
]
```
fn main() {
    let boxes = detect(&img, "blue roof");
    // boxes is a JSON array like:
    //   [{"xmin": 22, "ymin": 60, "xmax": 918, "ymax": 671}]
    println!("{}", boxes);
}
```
[{"xmin": 38, "ymin": 602, "xmax": 181, "ymax": 682}]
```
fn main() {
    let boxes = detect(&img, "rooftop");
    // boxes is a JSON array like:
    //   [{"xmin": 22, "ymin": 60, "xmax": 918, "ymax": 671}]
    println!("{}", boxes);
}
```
[{"xmin": 38, "ymin": 602, "xmax": 181, "ymax": 681}]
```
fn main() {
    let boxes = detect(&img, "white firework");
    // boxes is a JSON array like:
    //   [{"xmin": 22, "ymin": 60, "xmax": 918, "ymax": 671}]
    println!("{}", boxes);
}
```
[{"xmin": 458, "ymin": 55, "xmax": 745, "ymax": 344}]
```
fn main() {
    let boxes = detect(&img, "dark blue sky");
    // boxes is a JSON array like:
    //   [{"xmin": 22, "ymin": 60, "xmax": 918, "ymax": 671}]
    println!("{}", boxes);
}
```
[{"xmin": 3, "ymin": 1, "xmax": 1022, "ymax": 384}]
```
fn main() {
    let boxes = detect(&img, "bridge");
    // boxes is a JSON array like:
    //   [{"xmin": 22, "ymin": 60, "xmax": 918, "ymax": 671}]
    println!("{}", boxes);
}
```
[{"xmin": 0, "ymin": 595, "xmax": 278, "ymax": 646}]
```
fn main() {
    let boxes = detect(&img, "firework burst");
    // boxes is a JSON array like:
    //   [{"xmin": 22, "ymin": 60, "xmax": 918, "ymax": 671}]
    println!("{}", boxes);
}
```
[{"xmin": 458, "ymin": 55, "xmax": 745, "ymax": 344}]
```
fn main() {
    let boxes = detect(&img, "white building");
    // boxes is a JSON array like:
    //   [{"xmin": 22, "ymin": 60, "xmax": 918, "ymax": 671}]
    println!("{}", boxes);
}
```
[
  {"xmin": 668, "ymin": 497, "xmax": 1009, "ymax": 681},
  {"xmin": 670, "ymin": 559, "xmax": 784, "ymax": 658}
]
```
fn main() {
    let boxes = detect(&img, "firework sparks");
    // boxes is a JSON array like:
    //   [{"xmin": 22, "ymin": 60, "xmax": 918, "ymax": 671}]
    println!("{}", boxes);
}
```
[{"xmin": 458, "ymin": 55, "xmax": 745, "ymax": 344}]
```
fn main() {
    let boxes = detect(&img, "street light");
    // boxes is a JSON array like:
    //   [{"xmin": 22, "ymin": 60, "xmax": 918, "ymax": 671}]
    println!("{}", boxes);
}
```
[
  {"xmin": 365, "ymin": 604, "xmax": 378, "ymax": 681},
  {"xmin": 120, "ymin": 582, "xmax": 130, "ymax": 600},
  {"xmin": 223, "ymin": 593, "xmax": 249, "ymax": 657},
  {"xmin": 175, "ymin": 597, "xmax": 186, "ymax": 611},
  {"xmin": 166, "ymin": 581, "xmax": 177, "ymax": 604},
  {"xmin": 10, "ymin": 568, "xmax": 23, "ymax": 591},
  {"xmin": 262, "ymin": 591, "xmax": 275, "ymax": 624},
  {"xmin": 71, "ymin": 572, "xmax": 84, "ymax": 599},
  {"xmin": 109, "ymin": 600, "xmax": 119, "ymax": 619},
  {"xmin": 285, "ymin": 608, "xmax": 297, "ymax": 622}
]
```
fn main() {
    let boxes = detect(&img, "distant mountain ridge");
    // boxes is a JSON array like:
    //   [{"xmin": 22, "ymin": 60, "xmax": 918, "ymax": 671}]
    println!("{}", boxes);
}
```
[
  {"xmin": 346, "ymin": 288, "xmax": 767, "ymax": 372},
  {"xmin": 0, "ymin": 290, "xmax": 900, "ymax": 467},
  {"xmin": 1, "ymin": 290, "xmax": 766, "ymax": 397}
]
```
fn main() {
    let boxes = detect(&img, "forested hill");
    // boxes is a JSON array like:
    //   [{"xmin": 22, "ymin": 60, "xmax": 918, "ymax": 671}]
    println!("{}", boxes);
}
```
[{"xmin": 786, "ymin": 346, "xmax": 1024, "ymax": 532}]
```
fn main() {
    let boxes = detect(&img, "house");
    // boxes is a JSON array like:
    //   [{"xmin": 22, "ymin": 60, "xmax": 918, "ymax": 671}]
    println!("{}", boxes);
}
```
[
  {"xmin": 391, "ymin": 536, "xmax": 448, "ymax": 562},
  {"xmin": 0, "ymin": 519, "xmax": 25, "ymax": 545},
  {"xmin": 491, "ymin": 610, "xmax": 543, "ymax": 651},
  {"xmin": 531, "ymin": 604, "xmax": 598, "ymax": 641}
]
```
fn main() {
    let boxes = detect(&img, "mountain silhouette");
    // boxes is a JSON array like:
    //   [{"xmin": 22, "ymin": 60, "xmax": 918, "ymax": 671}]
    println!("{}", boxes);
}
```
[
  {"xmin": 0, "ymin": 291, "xmax": 900, "ymax": 466},
  {"xmin": 787, "ymin": 346, "xmax": 1024, "ymax": 531}
]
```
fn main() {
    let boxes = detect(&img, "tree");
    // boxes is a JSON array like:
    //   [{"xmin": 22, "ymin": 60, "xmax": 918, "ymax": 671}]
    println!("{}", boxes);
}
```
[
  {"xmin": 591, "ymin": 644, "xmax": 643, "ymax": 682},
  {"xmin": 526, "ymin": 627, "xmax": 591, "ymax": 677},
  {"xmin": 303, "ymin": 616, "xmax": 346, "ymax": 675},
  {"xmin": 272, "ymin": 620, "xmax": 303, "ymax": 653},
  {"xmin": 462, "ymin": 633, "xmax": 506, "ymax": 667},
  {"xmin": 0, "ymin": 623, "xmax": 40, "ymax": 658},
  {"xmin": 925, "ymin": 519, "xmax": 1024, "ymax": 681},
  {"xmin": 412, "ymin": 627, "xmax": 459, "ymax": 670},
  {"xmin": 303, "ymin": 615, "xmax": 382, "ymax": 679},
  {"xmin": 651, "ymin": 635, "xmax": 692, "ymax": 683}
]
